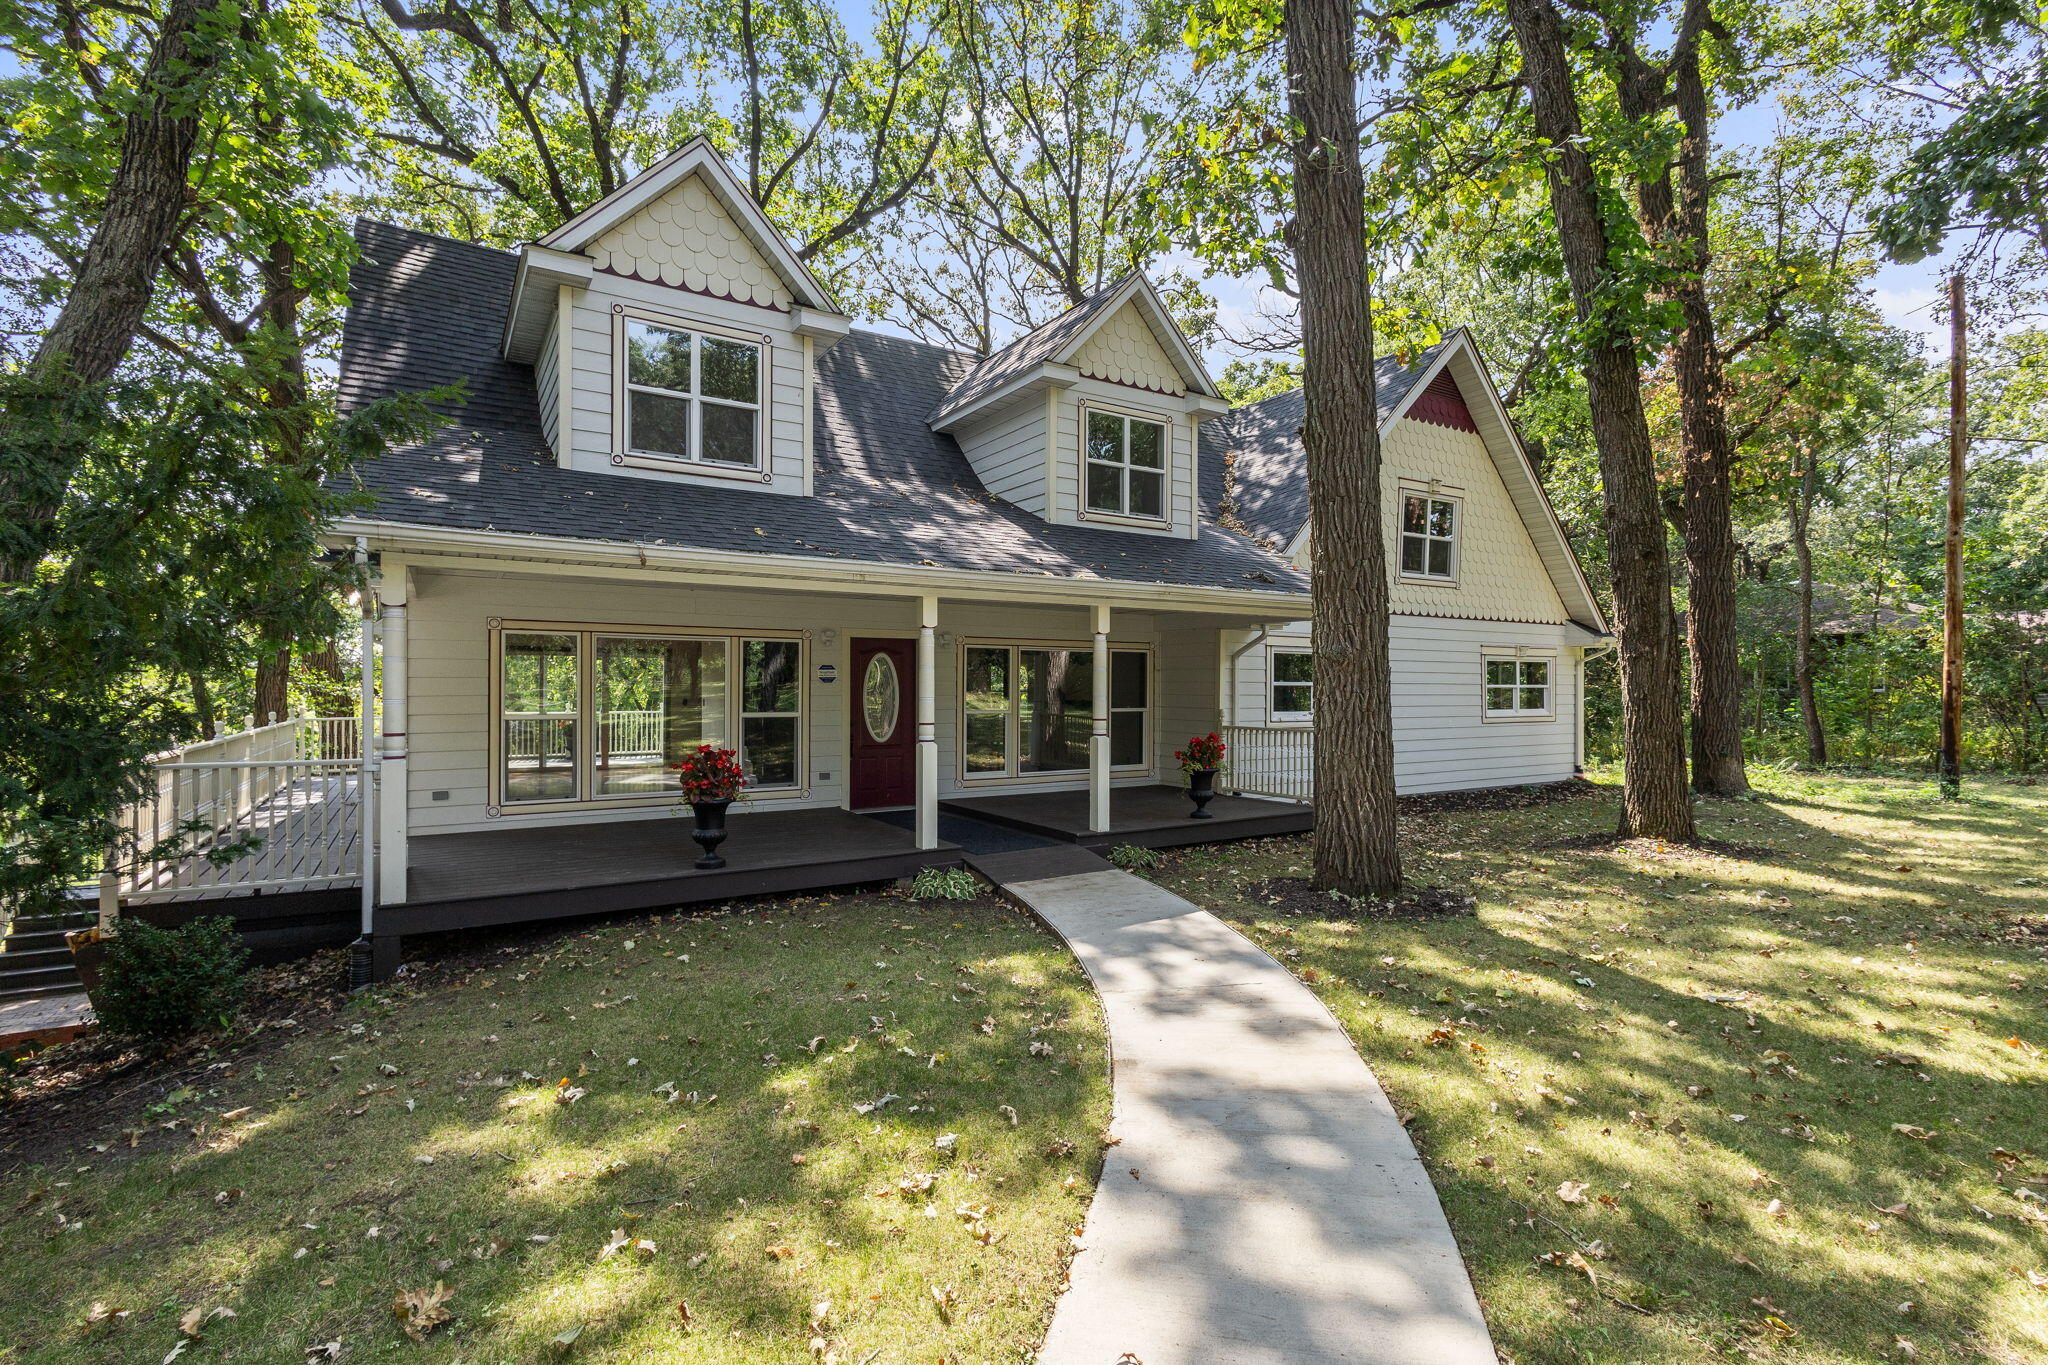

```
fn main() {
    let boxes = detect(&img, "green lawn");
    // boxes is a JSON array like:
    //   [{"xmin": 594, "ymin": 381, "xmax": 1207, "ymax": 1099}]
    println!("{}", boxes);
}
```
[
  {"xmin": 0, "ymin": 893, "xmax": 1109, "ymax": 1364},
  {"xmin": 1159, "ymin": 770, "xmax": 2048, "ymax": 1364}
]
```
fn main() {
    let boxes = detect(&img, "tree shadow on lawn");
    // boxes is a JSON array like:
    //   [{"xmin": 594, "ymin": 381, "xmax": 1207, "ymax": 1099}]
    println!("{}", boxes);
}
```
[
  {"xmin": 0, "ymin": 898, "xmax": 1109, "ymax": 1364},
  {"xmin": 1162, "ymin": 786, "xmax": 2048, "ymax": 1364}
]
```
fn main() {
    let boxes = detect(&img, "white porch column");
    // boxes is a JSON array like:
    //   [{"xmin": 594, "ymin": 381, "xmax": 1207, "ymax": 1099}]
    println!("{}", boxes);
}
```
[
  {"xmin": 915, "ymin": 594, "xmax": 940, "ymax": 850},
  {"xmin": 376, "ymin": 563, "xmax": 411, "ymax": 906},
  {"xmin": 1089, "ymin": 604, "xmax": 1111, "ymax": 834}
]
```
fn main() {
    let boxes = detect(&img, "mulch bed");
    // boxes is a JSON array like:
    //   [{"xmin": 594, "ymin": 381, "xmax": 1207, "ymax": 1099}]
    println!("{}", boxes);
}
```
[
  {"xmin": 1395, "ymin": 778, "xmax": 1607, "ymax": 816},
  {"xmin": 1241, "ymin": 877, "xmax": 1477, "ymax": 921}
]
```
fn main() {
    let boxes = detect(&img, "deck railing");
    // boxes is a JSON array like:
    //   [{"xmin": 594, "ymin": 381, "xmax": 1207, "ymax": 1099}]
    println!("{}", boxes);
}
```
[
  {"xmin": 108, "ymin": 714, "xmax": 367, "ymax": 903},
  {"xmin": 504, "ymin": 710, "xmax": 668, "ymax": 765},
  {"xmin": 1222, "ymin": 724, "xmax": 1315, "ymax": 802}
]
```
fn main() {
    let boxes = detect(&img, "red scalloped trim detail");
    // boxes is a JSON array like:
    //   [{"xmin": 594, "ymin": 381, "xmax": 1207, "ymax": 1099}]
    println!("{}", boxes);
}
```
[
  {"xmin": 1081, "ymin": 370, "xmax": 1186, "ymax": 398},
  {"xmin": 1406, "ymin": 369, "xmax": 1479, "ymax": 432},
  {"xmin": 595, "ymin": 264, "xmax": 791, "ymax": 314}
]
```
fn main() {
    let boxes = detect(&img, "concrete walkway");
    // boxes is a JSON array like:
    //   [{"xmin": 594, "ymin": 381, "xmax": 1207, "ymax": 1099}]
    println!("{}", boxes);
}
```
[{"xmin": 1000, "ymin": 865, "xmax": 1495, "ymax": 1365}]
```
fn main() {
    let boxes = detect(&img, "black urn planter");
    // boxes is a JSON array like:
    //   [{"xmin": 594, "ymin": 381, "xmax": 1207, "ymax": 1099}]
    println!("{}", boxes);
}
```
[
  {"xmin": 689, "ymin": 799, "xmax": 733, "ymax": 869},
  {"xmin": 1186, "ymin": 768, "xmax": 1219, "ymax": 819}
]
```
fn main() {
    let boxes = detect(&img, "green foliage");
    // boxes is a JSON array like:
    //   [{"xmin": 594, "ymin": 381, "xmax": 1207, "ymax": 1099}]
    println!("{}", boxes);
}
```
[
  {"xmin": 1216, "ymin": 357, "xmax": 1302, "ymax": 404},
  {"xmin": 0, "ymin": 374, "xmax": 444, "ymax": 915},
  {"xmin": 908, "ymin": 865, "xmax": 982, "ymax": 900},
  {"xmin": 1106, "ymin": 844, "xmax": 1161, "ymax": 871},
  {"xmin": 93, "ymin": 917, "xmax": 250, "ymax": 1045}
]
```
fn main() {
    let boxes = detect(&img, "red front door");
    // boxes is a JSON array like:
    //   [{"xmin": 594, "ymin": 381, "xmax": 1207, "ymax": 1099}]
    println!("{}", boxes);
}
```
[{"xmin": 850, "ymin": 637, "xmax": 916, "ymax": 809}]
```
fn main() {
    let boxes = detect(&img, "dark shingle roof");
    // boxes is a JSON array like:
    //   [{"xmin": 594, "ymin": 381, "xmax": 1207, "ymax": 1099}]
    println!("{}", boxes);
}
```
[
  {"xmin": 336, "ymin": 222, "xmax": 1308, "ymax": 597},
  {"xmin": 1197, "ymin": 345, "xmax": 1447, "ymax": 549},
  {"xmin": 926, "ymin": 277, "xmax": 1139, "ymax": 424}
]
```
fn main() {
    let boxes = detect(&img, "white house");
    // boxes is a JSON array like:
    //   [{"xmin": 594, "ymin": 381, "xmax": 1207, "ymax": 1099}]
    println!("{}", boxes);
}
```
[{"xmin": 309, "ymin": 138, "xmax": 1606, "ymax": 972}]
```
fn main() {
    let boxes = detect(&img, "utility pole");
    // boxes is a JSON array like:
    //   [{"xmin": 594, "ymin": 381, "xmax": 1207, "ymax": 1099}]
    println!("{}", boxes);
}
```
[{"xmin": 1938, "ymin": 274, "xmax": 1966, "ymax": 798}]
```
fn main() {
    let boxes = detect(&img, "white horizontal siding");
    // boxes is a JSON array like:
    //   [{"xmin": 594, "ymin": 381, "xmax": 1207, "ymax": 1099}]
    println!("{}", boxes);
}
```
[
  {"xmin": 953, "ymin": 402, "xmax": 1048, "ymax": 513},
  {"xmin": 1221, "ymin": 616, "xmax": 1580, "ymax": 794},
  {"xmin": 534, "ymin": 306, "xmax": 561, "ymax": 457}
]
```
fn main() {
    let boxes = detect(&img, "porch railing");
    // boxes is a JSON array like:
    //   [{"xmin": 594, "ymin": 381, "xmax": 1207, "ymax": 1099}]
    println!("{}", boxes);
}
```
[
  {"xmin": 108, "ymin": 714, "xmax": 366, "ymax": 903},
  {"xmin": 504, "ymin": 710, "xmax": 668, "ymax": 764},
  {"xmin": 1222, "ymin": 724, "xmax": 1314, "ymax": 801}
]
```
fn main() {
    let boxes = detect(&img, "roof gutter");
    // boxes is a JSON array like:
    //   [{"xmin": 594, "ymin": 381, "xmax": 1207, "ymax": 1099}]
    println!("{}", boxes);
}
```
[{"xmin": 327, "ymin": 517, "xmax": 1314, "ymax": 617}]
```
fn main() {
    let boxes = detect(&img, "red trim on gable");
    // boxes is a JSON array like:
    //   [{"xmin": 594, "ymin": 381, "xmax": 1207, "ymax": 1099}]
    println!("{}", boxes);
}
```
[{"xmin": 1405, "ymin": 368, "xmax": 1479, "ymax": 433}]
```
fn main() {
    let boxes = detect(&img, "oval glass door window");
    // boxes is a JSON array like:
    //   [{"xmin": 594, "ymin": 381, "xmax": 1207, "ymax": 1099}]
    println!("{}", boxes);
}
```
[{"xmin": 862, "ymin": 655, "xmax": 901, "ymax": 742}]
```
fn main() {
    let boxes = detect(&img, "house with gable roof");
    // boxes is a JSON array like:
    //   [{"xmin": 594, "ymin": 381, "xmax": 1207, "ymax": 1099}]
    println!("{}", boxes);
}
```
[{"xmin": 92, "ymin": 138, "xmax": 1604, "ymax": 975}]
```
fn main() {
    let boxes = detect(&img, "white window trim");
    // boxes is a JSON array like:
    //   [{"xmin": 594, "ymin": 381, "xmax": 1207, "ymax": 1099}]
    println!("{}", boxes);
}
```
[
  {"xmin": 1398, "ymin": 485, "xmax": 1461, "ymax": 585},
  {"xmin": 1481, "ymin": 649, "xmax": 1557, "ymax": 722},
  {"xmin": 1269, "ymin": 647, "xmax": 1314, "ymax": 725},
  {"xmin": 487, "ymin": 618, "xmax": 808, "ymax": 815},
  {"xmin": 610, "ymin": 303, "xmax": 771, "ymax": 482},
  {"xmin": 957, "ymin": 638, "xmax": 1155, "ymax": 783},
  {"xmin": 1077, "ymin": 402, "xmax": 1172, "ymax": 527}
]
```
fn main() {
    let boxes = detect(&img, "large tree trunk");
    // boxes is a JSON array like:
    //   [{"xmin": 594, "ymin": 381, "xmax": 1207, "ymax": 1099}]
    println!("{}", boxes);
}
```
[
  {"xmin": 1287, "ymin": 0, "xmax": 1401, "ymax": 896},
  {"xmin": 1666, "ymin": 10, "xmax": 1749, "ymax": 797},
  {"xmin": 253, "ymin": 646, "xmax": 292, "ymax": 727},
  {"xmin": 2, "ymin": 0, "xmax": 221, "ymax": 582},
  {"xmin": 1612, "ymin": 6, "xmax": 1747, "ymax": 799},
  {"xmin": 1506, "ymin": 0, "xmax": 1697, "ymax": 842},
  {"xmin": 1790, "ymin": 455, "xmax": 1827, "ymax": 766}
]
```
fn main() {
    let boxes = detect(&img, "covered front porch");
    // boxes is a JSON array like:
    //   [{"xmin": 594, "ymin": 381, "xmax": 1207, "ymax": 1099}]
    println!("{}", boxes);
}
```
[{"xmin": 943, "ymin": 784, "xmax": 1312, "ymax": 851}]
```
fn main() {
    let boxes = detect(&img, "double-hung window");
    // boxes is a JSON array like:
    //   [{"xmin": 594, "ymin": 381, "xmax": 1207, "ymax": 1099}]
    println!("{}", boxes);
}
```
[
  {"xmin": 1484, "ymin": 656, "xmax": 1552, "ymax": 718},
  {"xmin": 622, "ymin": 316, "xmax": 762, "ymax": 468},
  {"xmin": 1271, "ymin": 650, "xmax": 1314, "ymax": 721},
  {"xmin": 496, "ymin": 626, "xmax": 803, "ymax": 807},
  {"xmin": 961, "ymin": 643, "xmax": 1150, "ymax": 777},
  {"xmin": 1400, "ymin": 493, "xmax": 1458, "ymax": 579},
  {"xmin": 1084, "ymin": 410, "xmax": 1167, "ymax": 520}
]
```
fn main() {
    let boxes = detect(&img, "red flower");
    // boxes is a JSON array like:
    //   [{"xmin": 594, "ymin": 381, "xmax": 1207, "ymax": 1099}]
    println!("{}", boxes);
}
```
[
  {"xmin": 669, "ymin": 744, "xmax": 746, "ymax": 803},
  {"xmin": 1175, "ymin": 732, "xmax": 1227, "ymax": 772}
]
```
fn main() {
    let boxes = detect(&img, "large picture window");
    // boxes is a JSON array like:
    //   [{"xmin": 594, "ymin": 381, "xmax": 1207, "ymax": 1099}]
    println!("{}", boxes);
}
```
[
  {"xmin": 496, "ymin": 626, "xmax": 802, "ymax": 806},
  {"xmin": 961, "ymin": 643, "xmax": 1149, "ymax": 778},
  {"xmin": 621, "ymin": 315, "xmax": 762, "ymax": 469},
  {"xmin": 1083, "ymin": 410, "xmax": 1166, "ymax": 520}
]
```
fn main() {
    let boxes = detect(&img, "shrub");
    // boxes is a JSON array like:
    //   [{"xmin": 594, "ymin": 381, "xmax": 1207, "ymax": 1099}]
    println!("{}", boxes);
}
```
[
  {"xmin": 909, "ymin": 866, "xmax": 982, "ymax": 901},
  {"xmin": 92, "ymin": 917, "xmax": 249, "ymax": 1045},
  {"xmin": 1107, "ymin": 844, "xmax": 1161, "ymax": 871}
]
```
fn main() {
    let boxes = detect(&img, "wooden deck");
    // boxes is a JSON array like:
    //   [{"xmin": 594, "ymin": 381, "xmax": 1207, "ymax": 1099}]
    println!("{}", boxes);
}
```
[
  {"xmin": 124, "ymin": 771, "xmax": 362, "ymax": 901},
  {"xmin": 941, "ymin": 784, "xmax": 1313, "ymax": 851},
  {"xmin": 386, "ymin": 808, "xmax": 961, "ymax": 937}
]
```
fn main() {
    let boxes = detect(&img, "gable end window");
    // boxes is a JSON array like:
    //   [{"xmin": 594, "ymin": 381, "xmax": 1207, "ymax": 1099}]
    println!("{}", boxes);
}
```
[
  {"xmin": 620, "ymin": 314, "xmax": 762, "ymax": 469},
  {"xmin": 1084, "ymin": 409, "xmax": 1167, "ymax": 521},
  {"xmin": 1271, "ymin": 649, "xmax": 1313, "ymax": 721},
  {"xmin": 1400, "ymin": 493, "xmax": 1458, "ymax": 579},
  {"xmin": 1484, "ymin": 656, "xmax": 1552, "ymax": 718}
]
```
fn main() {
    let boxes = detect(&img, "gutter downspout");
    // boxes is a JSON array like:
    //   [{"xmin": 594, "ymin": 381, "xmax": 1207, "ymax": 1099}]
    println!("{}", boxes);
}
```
[
  {"xmin": 1224, "ymin": 627, "xmax": 1275, "ymax": 728},
  {"xmin": 350, "ymin": 539, "xmax": 380, "ymax": 988}
]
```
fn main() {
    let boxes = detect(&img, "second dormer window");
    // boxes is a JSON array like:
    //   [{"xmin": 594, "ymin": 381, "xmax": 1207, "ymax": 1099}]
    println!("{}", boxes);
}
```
[
  {"xmin": 1085, "ymin": 410, "xmax": 1167, "ymax": 520},
  {"xmin": 624, "ymin": 317, "xmax": 761, "ymax": 468}
]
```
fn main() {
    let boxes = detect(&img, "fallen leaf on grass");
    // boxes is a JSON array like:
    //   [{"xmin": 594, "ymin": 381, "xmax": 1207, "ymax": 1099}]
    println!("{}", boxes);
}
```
[
  {"xmin": 179, "ymin": 1305, "xmax": 236, "ymax": 1338},
  {"xmin": 1556, "ymin": 1181, "xmax": 1590, "ymax": 1204},
  {"xmin": 550, "ymin": 1323, "xmax": 585, "ymax": 1353},
  {"xmin": 930, "ymin": 1284, "xmax": 958, "ymax": 1322},
  {"xmin": 393, "ymin": 1282, "xmax": 454, "ymax": 1340},
  {"xmin": 600, "ymin": 1228, "xmax": 657, "ymax": 1260},
  {"xmin": 1891, "ymin": 1124, "xmax": 1937, "ymax": 1141}
]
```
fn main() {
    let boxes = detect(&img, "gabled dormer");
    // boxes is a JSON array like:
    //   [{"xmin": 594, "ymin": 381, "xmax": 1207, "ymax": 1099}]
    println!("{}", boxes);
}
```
[
  {"xmin": 927, "ymin": 276, "xmax": 1228, "ymax": 540},
  {"xmin": 501, "ymin": 138, "xmax": 850, "ymax": 496}
]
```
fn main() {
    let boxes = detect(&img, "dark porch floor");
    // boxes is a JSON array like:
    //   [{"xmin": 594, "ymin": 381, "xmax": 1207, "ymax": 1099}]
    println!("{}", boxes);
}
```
[
  {"xmin": 941, "ymin": 784, "xmax": 1313, "ymax": 851},
  {"xmin": 386, "ymin": 807, "xmax": 961, "ymax": 937}
]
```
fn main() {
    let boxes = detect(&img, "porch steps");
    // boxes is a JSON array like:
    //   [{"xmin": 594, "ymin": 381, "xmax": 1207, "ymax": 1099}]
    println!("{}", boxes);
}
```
[{"xmin": 0, "ymin": 910, "xmax": 93, "ymax": 1003}]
